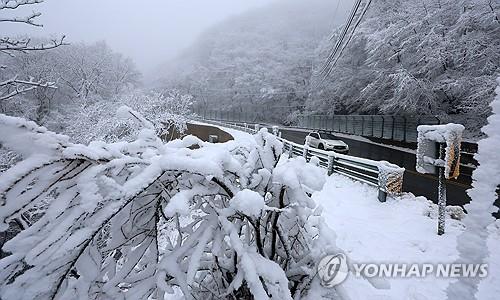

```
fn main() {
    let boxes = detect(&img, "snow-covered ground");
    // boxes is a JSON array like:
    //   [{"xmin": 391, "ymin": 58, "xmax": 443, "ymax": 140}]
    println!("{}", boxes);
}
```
[
  {"xmin": 198, "ymin": 122, "xmax": 500, "ymax": 299},
  {"xmin": 314, "ymin": 174, "xmax": 500, "ymax": 300}
]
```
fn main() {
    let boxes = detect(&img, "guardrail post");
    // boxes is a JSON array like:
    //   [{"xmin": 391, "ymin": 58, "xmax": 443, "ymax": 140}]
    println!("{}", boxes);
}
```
[
  {"xmin": 378, "ymin": 190, "xmax": 388, "ymax": 203},
  {"xmin": 303, "ymin": 137, "xmax": 310, "ymax": 161},
  {"xmin": 327, "ymin": 155, "xmax": 335, "ymax": 176},
  {"xmin": 288, "ymin": 143, "xmax": 294, "ymax": 159},
  {"xmin": 255, "ymin": 124, "xmax": 261, "ymax": 132},
  {"xmin": 272, "ymin": 126, "xmax": 279, "ymax": 136},
  {"xmin": 303, "ymin": 147, "xmax": 309, "ymax": 161}
]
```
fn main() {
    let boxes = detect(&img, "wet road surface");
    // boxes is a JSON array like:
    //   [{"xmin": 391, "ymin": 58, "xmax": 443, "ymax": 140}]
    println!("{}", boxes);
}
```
[{"xmin": 279, "ymin": 128, "xmax": 473, "ymax": 207}]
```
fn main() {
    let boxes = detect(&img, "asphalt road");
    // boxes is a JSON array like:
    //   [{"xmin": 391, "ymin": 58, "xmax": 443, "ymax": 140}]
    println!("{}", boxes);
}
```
[{"xmin": 279, "ymin": 128, "xmax": 473, "ymax": 207}]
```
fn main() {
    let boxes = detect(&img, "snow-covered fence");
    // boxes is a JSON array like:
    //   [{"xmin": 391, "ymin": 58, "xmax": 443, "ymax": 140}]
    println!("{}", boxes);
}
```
[
  {"xmin": 197, "ymin": 119, "xmax": 259, "ymax": 135},
  {"xmin": 283, "ymin": 139, "xmax": 404, "ymax": 201},
  {"xmin": 199, "ymin": 119, "xmax": 405, "ymax": 201}
]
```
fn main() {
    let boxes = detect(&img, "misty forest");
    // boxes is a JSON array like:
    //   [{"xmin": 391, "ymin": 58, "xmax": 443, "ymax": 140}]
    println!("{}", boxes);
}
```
[{"xmin": 0, "ymin": 0, "xmax": 499, "ymax": 299}]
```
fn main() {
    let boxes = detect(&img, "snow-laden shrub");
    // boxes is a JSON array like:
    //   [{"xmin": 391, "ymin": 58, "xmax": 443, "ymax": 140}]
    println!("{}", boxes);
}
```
[
  {"xmin": 0, "ymin": 109, "xmax": 338, "ymax": 299},
  {"xmin": 48, "ymin": 90, "xmax": 193, "ymax": 145}
]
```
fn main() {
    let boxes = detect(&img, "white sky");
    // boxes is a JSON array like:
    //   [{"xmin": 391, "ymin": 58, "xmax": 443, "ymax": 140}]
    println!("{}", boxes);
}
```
[{"xmin": 3, "ymin": 0, "xmax": 274, "ymax": 73}]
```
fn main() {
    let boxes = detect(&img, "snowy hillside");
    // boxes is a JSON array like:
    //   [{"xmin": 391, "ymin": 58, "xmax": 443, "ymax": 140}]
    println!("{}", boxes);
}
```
[
  {"xmin": 155, "ymin": 0, "xmax": 350, "ymax": 123},
  {"xmin": 157, "ymin": 0, "xmax": 499, "ymax": 137}
]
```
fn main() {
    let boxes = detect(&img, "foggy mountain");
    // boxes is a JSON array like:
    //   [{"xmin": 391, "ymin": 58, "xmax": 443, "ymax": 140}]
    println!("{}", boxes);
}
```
[
  {"xmin": 155, "ymin": 0, "xmax": 350, "ymax": 124},
  {"xmin": 157, "ymin": 0, "xmax": 499, "ymax": 137}
]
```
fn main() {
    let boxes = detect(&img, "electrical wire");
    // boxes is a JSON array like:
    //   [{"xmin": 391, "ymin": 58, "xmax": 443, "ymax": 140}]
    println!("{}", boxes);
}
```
[{"xmin": 317, "ymin": 0, "xmax": 372, "ymax": 87}]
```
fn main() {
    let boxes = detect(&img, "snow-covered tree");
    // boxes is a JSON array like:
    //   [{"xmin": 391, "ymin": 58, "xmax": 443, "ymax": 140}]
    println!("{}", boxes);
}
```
[
  {"xmin": 0, "ymin": 108, "xmax": 340, "ymax": 299},
  {"xmin": 313, "ymin": 0, "xmax": 499, "ymax": 138},
  {"xmin": 54, "ymin": 41, "xmax": 140, "ymax": 100},
  {"xmin": 49, "ymin": 90, "xmax": 193, "ymax": 145},
  {"xmin": 156, "ymin": 0, "xmax": 345, "ymax": 124},
  {"xmin": 0, "ymin": 0, "xmax": 66, "ymax": 103}
]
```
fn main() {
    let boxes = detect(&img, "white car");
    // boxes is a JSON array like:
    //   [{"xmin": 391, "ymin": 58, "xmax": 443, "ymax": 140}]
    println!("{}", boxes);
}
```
[{"xmin": 306, "ymin": 131, "xmax": 349, "ymax": 154}]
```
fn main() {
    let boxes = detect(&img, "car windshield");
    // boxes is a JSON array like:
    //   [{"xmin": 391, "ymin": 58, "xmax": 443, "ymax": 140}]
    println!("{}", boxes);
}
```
[{"xmin": 319, "ymin": 132, "xmax": 338, "ymax": 140}]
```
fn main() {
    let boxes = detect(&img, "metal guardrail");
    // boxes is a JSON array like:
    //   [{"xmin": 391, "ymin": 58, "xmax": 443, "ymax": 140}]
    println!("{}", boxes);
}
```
[{"xmin": 195, "ymin": 118, "xmax": 405, "ymax": 202}]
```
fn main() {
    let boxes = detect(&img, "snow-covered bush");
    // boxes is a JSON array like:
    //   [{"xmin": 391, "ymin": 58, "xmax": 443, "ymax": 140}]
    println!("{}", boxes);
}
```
[
  {"xmin": 47, "ymin": 90, "xmax": 193, "ymax": 145},
  {"xmin": 0, "ymin": 110, "xmax": 337, "ymax": 299}
]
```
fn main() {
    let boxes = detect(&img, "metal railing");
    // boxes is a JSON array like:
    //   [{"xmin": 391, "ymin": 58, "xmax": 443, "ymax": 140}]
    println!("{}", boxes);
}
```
[
  {"xmin": 297, "ymin": 114, "xmax": 441, "ymax": 143},
  {"xmin": 193, "ymin": 108, "xmax": 442, "ymax": 143},
  {"xmin": 196, "ymin": 118, "xmax": 405, "ymax": 201}
]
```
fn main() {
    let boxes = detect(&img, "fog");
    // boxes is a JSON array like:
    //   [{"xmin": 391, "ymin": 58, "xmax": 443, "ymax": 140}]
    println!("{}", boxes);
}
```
[{"xmin": 2, "ymin": 0, "xmax": 276, "ymax": 73}]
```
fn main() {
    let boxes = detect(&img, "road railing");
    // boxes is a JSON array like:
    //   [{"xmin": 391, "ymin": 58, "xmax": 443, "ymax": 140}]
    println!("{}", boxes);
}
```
[
  {"xmin": 195, "ymin": 118, "xmax": 405, "ymax": 202},
  {"xmin": 192, "ymin": 108, "xmax": 446, "ymax": 143}
]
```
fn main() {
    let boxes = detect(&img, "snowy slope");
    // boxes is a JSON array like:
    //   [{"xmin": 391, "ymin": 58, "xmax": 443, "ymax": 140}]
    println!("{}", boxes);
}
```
[{"xmin": 313, "ymin": 174, "xmax": 500, "ymax": 300}]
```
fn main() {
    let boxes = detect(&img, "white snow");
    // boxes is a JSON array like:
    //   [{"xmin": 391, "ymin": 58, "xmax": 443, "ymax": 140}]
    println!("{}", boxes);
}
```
[
  {"xmin": 229, "ymin": 189, "xmax": 265, "ymax": 218},
  {"xmin": 313, "ymin": 174, "xmax": 500, "ymax": 300},
  {"xmin": 274, "ymin": 156, "xmax": 327, "ymax": 194},
  {"xmin": 446, "ymin": 79, "xmax": 500, "ymax": 300}
]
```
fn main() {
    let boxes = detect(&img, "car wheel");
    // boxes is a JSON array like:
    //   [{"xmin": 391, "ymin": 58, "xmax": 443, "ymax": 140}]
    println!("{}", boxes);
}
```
[{"xmin": 318, "ymin": 144, "xmax": 324, "ymax": 150}]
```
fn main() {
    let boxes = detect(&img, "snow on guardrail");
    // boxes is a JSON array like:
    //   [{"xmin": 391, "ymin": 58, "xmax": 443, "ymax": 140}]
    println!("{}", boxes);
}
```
[{"xmin": 195, "ymin": 118, "xmax": 405, "ymax": 202}]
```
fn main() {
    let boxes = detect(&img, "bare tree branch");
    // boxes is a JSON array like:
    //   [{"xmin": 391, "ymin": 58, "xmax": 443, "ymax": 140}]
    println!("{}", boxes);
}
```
[
  {"xmin": 0, "ymin": 0, "xmax": 44, "ymax": 10},
  {"xmin": 0, "ymin": 12, "xmax": 42, "ymax": 27}
]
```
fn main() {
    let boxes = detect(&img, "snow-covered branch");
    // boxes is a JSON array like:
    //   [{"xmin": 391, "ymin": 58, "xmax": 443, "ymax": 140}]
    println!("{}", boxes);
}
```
[
  {"xmin": 0, "ymin": 36, "xmax": 67, "ymax": 54},
  {"xmin": 0, "ymin": 12, "xmax": 42, "ymax": 27},
  {"xmin": 0, "ymin": 0, "xmax": 66, "ymax": 103},
  {"xmin": 0, "ymin": 109, "xmax": 339, "ymax": 299},
  {"xmin": 0, "ymin": 0, "xmax": 44, "ymax": 10},
  {"xmin": 0, "ymin": 1, "xmax": 45, "ymax": 27},
  {"xmin": 0, "ymin": 77, "xmax": 56, "ymax": 101}
]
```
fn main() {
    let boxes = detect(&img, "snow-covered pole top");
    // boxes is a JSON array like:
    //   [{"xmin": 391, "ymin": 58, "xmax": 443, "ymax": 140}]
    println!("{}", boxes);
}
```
[
  {"xmin": 417, "ymin": 124, "xmax": 465, "ymax": 144},
  {"xmin": 377, "ymin": 161, "xmax": 405, "ymax": 195},
  {"xmin": 416, "ymin": 123, "xmax": 465, "ymax": 179}
]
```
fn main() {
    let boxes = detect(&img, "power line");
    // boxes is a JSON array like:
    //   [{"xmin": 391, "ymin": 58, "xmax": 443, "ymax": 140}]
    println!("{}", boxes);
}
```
[{"xmin": 317, "ymin": 0, "xmax": 372, "ymax": 86}]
